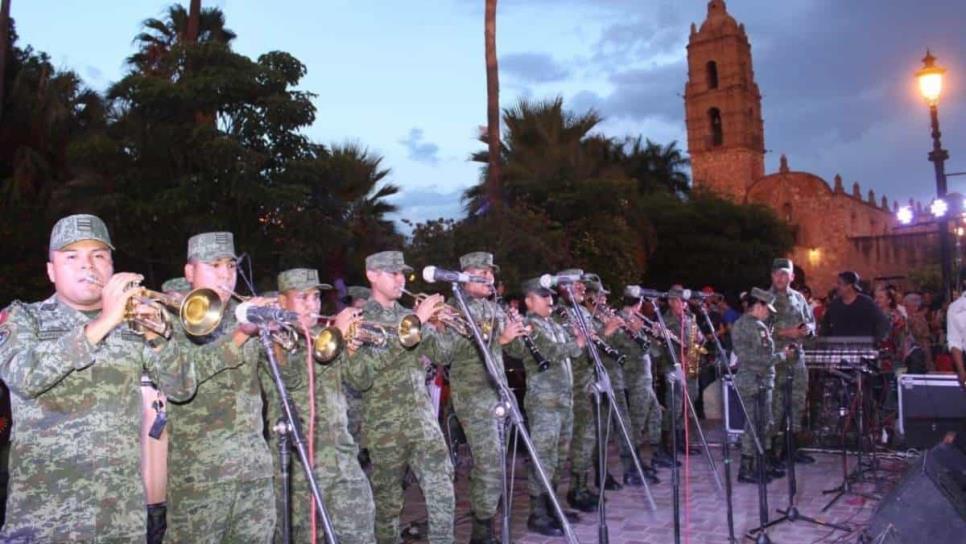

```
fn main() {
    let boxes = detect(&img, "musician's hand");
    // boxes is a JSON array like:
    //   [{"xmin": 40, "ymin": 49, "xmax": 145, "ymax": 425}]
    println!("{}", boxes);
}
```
[
  {"xmin": 782, "ymin": 345, "xmax": 796, "ymax": 360},
  {"xmin": 499, "ymin": 320, "xmax": 527, "ymax": 345},
  {"xmin": 603, "ymin": 316, "xmax": 623, "ymax": 337},
  {"xmin": 415, "ymin": 294, "xmax": 444, "ymax": 325},
  {"xmin": 85, "ymin": 273, "xmax": 143, "ymax": 344},
  {"xmin": 779, "ymin": 325, "xmax": 805, "ymax": 339},
  {"xmin": 333, "ymin": 307, "xmax": 361, "ymax": 337}
]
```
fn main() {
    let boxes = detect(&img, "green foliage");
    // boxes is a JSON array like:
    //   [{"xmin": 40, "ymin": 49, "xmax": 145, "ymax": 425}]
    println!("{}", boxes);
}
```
[{"xmin": 0, "ymin": 7, "xmax": 399, "ymax": 303}]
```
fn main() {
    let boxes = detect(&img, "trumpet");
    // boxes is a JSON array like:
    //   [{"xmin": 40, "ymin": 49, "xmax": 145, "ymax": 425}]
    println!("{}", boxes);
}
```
[
  {"xmin": 82, "ymin": 274, "xmax": 224, "ymax": 338},
  {"xmin": 401, "ymin": 288, "xmax": 470, "ymax": 336},
  {"xmin": 630, "ymin": 310, "xmax": 682, "ymax": 346},
  {"xmin": 555, "ymin": 306, "xmax": 626, "ymax": 366},
  {"xmin": 217, "ymin": 285, "xmax": 298, "ymax": 349},
  {"xmin": 313, "ymin": 313, "xmax": 422, "ymax": 363}
]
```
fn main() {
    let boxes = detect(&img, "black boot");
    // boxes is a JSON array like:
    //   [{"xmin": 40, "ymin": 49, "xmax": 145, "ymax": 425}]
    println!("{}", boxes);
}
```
[
  {"xmin": 527, "ymin": 495, "xmax": 564, "ymax": 537},
  {"xmin": 146, "ymin": 502, "xmax": 167, "ymax": 544},
  {"xmin": 643, "ymin": 463, "xmax": 661, "ymax": 484},
  {"xmin": 793, "ymin": 435, "xmax": 816, "ymax": 464},
  {"xmin": 766, "ymin": 451, "xmax": 786, "ymax": 479},
  {"xmin": 566, "ymin": 473, "xmax": 599, "ymax": 513},
  {"xmin": 469, "ymin": 515, "xmax": 499, "ymax": 544},
  {"xmin": 737, "ymin": 456, "xmax": 762, "ymax": 484},
  {"xmin": 652, "ymin": 447, "xmax": 679, "ymax": 468},
  {"xmin": 544, "ymin": 493, "xmax": 580, "ymax": 529},
  {"xmin": 623, "ymin": 467, "xmax": 644, "ymax": 487},
  {"xmin": 596, "ymin": 471, "xmax": 623, "ymax": 491}
]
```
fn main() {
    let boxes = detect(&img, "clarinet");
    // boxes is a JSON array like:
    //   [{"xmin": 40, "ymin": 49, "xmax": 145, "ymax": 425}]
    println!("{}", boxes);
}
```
[
  {"xmin": 499, "ymin": 297, "xmax": 551, "ymax": 372},
  {"xmin": 557, "ymin": 306, "xmax": 627, "ymax": 366}
]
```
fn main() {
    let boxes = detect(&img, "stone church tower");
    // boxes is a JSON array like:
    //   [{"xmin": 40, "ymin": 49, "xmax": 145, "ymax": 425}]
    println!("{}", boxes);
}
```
[{"xmin": 684, "ymin": 0, "xmax": 765, "ymax": 201}]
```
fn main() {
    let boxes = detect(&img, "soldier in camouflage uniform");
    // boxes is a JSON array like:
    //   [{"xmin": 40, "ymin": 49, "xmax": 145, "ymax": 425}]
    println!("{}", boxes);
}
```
[
  {"xmin": 344, "ymin": 251, "xmax": 455, "ymax": 544},
  {"xmin": 342, "ymin": 285, "xmax": 371, "ymax": 465},
  {"xmin": 505, "ymin": 278, "xmax": 586, "ymax": 536},
  {"xmin": 767, "ymin": 258, "xmax": 816, "ymax": 465},
  {"xmin": 612, "ymin": 287, "xmax": 666, "ymax": 482},
  {"xmin": 659, "ymin": 286, "xmax": 703, "ymax": 454},
  {"xmin": 261, "ymin": 268, "xmax": 375, "ymax": 543},
  {"xmin": 552, "ymin": 269, "xmax": 622, "ymax": 512},
  {"xmin": 0, "ymin": 214, "xmax": 197, "ymax": 543},
  {"xmin": 436, "ymin": 252, "xmax": 526, "ymax": 544},
  {"xmin": 166, "ymin": 232, "xmax": 276, "ymax": 543},
  {"xmin": 581, "ymin": 274, "xmax": 632, "ymax": 490},
  {"xmin": 732, "ymin": 288, "xmax": 793, "ymax": 483}
]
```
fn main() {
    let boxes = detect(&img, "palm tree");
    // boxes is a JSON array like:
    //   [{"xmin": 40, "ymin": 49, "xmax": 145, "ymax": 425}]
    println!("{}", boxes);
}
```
[
  {"xmin": 619, "ymin": 137, "xmax": 691, "ymax": 196},
  {"xmin": 127, "ymin": 3, "xmax": 235, "ymax": 76},
  {"xmin": 0, "ymin": 0, "xmax": 11, "ymax": 120},
  {"xmin": 484, "ymin": 0, "xmax": 501, "ymax": 213}
]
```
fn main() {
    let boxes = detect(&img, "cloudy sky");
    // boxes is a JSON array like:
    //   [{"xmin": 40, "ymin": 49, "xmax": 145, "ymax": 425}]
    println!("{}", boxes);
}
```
[{"xmin": 14, "ymin": 0, "xmax": 966, "ymax": 226}]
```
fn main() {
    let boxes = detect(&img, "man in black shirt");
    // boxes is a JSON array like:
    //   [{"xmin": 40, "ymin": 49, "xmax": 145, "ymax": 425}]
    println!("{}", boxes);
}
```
[{"xmin": 820, "ymin": 271, "xmax": 890, "ymax": 341}]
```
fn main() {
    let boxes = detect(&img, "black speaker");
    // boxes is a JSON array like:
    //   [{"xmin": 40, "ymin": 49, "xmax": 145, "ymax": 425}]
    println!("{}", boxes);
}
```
[
  {"xmin": 722, "ymin": 377, "xmax": 746, "ymax": 434},
  {"xmin": 898, "ymin": 374, "xmax": 966, "ymax": 449},
  {"xmin": 861, "ymin": 443, "xmax": 966, "ymax": 543}
]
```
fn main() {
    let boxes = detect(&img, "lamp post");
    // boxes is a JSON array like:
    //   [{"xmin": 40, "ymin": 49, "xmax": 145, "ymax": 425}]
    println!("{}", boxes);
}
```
[{"xmin": 917, "ymin": 50, "xmax": 951, "ymax": 300}]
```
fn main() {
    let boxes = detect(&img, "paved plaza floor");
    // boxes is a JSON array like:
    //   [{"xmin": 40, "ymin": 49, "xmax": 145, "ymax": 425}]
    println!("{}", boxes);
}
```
[{"xmin": 395, "ymin": 422, "xmax": 910, "ymax": 544}]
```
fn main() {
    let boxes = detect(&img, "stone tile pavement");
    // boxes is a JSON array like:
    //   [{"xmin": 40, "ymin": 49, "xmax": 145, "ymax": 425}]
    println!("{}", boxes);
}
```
[{"xmin": 395, "ymin": 422, "xmax": 910, "ymax": 544}]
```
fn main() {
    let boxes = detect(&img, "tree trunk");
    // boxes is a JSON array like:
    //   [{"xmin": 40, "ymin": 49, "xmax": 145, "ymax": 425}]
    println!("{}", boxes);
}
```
[
  {"xmin": 484, "ymin": 0, "xmax": 501, "ymax": 213},
  {"xmin": 0, "ymin": 0, "xmax": 11, "ymax": 121},
  {"xmin": 186, "ymin": 0, "xmax": 201, "ymax": 43}
]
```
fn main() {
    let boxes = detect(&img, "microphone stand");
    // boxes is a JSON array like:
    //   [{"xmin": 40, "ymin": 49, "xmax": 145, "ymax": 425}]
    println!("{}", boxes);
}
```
[
  {"xmin": 450, "ymin": 284, "xmax": 580, "ymax": 544},
  {"xmin": 276, "ymin": 417, "xmax": 293, "ymax": 544},
  {"xmin": 257, "ymin": 327, "xmax": 340, "ymax": 544},
  {"xmin": 563, "ymin": 285, "xmax": 657, "ymax": 544},
  {"xmin": 695, "ymin": 304, "xmax": 764, "ymax": 544}
]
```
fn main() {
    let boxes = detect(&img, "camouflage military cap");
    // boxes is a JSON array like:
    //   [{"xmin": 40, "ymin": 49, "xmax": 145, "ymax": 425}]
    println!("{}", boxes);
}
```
[
  {"xmin": 346, "ymin": 285, "xmax": 371, "ymax": 301},
  {"xmin": 582, "ymin": 273, "xmax": 610, "ymax": 294},
  {"xmin": 772, "ymin": 258, "xmax": 794, "ymax": 273},
  {"xmin": 365, "ymin": 250, "xmax": 413, "ymax": 273},
  {"xmin": 187, "ymin": 232, "xmax": 238, "ymax": 262},
  {"xmin": 161, "ymin": 277, "xmax": 191, "ymax": 293},
  {"xmin": 557, "ymin": 268, "xmax": 585, "ymax": 278},
  {"xmin": 749, "ymin": 287, "xmax": 777, "ymax": 312},
  {"xmin": 460, "ymin": 251, "xmax": 500, "ymax": 272},
  {"xmin": 521, "ymin": 277, "xmax": 552, "ymax": 297},
  {"xmin": 667, "ymin": 286, "xmax": 686, "ymax": 300},
  {"xmin": 49, "ymin": 214, "xmax": 114, "ymax": 251},
  {"xmin": 262, "ymin": 290, "xmax": 279, "ymax": 298},
  {"xmin": 277, "ymin": 268, "xmax": 332, "ymax": 293}
]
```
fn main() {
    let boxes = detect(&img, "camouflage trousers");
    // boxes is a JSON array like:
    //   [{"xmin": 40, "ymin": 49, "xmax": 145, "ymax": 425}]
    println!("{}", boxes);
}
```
[
  {"xmin": 271, "ymin": 451, "xmax": 375, "ymax": 543},
  {"xmin": 569, "ymin": 367, "xmax": 597, "ymax": 475},
  {"xmin": 369, "ymin": 429, "xmax": 455, "ymax": 544},
  {"xmin": 452, "ymin": 389, "xmax": 505, "ymax": 519},
  {"xmin": 605, "ymin": 387, "xmax": 635, "ymax": 472},
  {"xmin": 626, "ymin": 374, "xmax": 662, "ymax": 447},
  {"xmin": 772, "ymin": 360, "xmax": 808, "ymax": 436},
  {"xmin": 344, "ymin": 383, "xmax": 366, "ymax": 450},
  {"xmin": 166, "ymin": 478, "xmax": 275, "ymax": 544},
  {"xmin": 662, "ymin": 374, "xmax": 699, "ymax": 433},
  {"xmin": 524, "ymin": 397, "xmax": 573, "ymax": 497},
  {"xmin": 736, "ymin": 375, "xmax": 774, "ymax": 457}
]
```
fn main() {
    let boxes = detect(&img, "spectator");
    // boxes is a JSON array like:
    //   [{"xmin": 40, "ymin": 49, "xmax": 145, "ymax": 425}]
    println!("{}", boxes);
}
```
[
  {"xmin": 820, "ymin": 271, "xmax": 890, "ymax": 341},
  {"xmin": 903, "ymin": 293, "xmax": 933, "ymax": 372}
]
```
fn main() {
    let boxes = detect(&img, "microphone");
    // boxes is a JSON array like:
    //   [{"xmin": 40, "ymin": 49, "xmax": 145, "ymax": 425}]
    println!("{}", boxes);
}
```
[
  {"xmin": 235, "ymin": 302, "xmax": 300, "ymax": 325},
  {"xmin": 422, "ymin": 266, "xmax": 491, "ymax": 284},
  {"xmin": 626, "ymin": 285, "xmax": 668, "ymax": 299},
  {"xmin": 684, "ymin": 289, "xmax": 718, "ymax": 301},
  {"xmin": 538, "ymin": 273, "xmax": 584, "ymax": 289}
]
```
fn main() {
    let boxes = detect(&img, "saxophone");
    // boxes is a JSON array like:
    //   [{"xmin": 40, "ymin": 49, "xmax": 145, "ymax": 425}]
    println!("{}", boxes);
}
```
[{"xmin": 684, "ymin": 314, "xmax": 707, "ymax": 380}]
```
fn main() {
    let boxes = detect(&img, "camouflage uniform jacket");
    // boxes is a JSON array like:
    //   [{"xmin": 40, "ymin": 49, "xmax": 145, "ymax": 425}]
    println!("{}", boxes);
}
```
[
  {"xmin": 591, "ymin": 311, "xmax": 626, "ymax": 390},
  {"xmin": 344, "ymin": 299, "xmax": 447, "ymax": 447},
  {"xmin": 0, "ymin": 295, "xmax": 195, "ymax": 542},
  {"xmin": 612, "ymin": 311, "xmax": 654, "ymax": 384},
  {"xmin": 260, "ymin": 327, "xmax": 360, "ymax": 473},
  {"xmin": 168, "ymin": 300, "xmax": 273, "ymax": 486},
  {"xmin": 767, "ymin": 287, "xmax": 814, "ymax": 368},
  {"xmin": 440, "ymin": 296, "xmax": 508, "ymax": 400},
  {"xmin": 505, "ymin": 313, "xmax": 580, "ymax": 408},
  {"xmin": 732, "ymin": 313, "xmax": 783, "ymax": 388},
  {"xmin": 552, "ymin": 304, "xmax": 599, "ymax": 388},
  {"xmin": 660, "ymin": 310, "xmax": 697, "ymax": 368}
]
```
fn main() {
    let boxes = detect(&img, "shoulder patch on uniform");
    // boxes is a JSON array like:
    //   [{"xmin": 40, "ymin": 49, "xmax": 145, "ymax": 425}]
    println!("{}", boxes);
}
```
[{"xmin": 0, "ymin": 325, "xmax": 10, "ymax": 347}]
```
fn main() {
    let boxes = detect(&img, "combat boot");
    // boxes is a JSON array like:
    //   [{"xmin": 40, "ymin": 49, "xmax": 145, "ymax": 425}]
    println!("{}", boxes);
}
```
[
  {"xmin": 566, "ymin": 473, "xmax": 599, "ymax": 513},
  {"xmin": 596, "ymin": 470, "xmax": 623, "ymax": 491},
  {"xmin": 469, "ymin": 515, "xmax": 498, "ymax": 544},
  {"xmin": 545, "ymin": 493, "xmax": 580, "ymax": 528},
  {"xmin": 652, "ymin": 447, "xmax": 679, "ymax": 468},
  {"xmin": 527, "ymin": 495, "xmax": 563, "ymax": 537},
  {"xmin": 737, "ymin": 455, "xmax": 761, "ymax": 484},
  {"xmin": 766, "ymin": 451, "xmax": 786, "ymax": 479}
]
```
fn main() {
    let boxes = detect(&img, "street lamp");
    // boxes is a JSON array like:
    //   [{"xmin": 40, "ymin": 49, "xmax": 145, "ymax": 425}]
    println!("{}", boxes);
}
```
[{"xmin": 916, "ymin": 50, "xmax": 952, "ymax": 300}]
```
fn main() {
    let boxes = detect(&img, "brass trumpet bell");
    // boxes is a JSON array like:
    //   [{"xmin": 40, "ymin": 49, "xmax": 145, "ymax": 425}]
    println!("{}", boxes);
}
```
[
  {"xmin": 179, "ymin": 288, "xmax": 224, "ymax": 337},
  {"xmin": 397, "ymin": 314, "xmax": 422, "ymax": 348},
  {"xmin": 313, "ymin": 327, "xmax": 346, "ymax": 364}
]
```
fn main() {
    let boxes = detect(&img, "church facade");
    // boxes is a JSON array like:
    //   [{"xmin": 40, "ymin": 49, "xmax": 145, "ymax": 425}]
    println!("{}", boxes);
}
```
[{"xmin": 684, "ymin": 0, "xmax": 939, "ymax": 295}]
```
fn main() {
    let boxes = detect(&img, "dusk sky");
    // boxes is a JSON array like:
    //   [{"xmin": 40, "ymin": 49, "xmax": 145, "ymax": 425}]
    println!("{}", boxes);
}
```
[{"xmin": 13, "ymin": 0, "xmax": 966, "ymax": 227}]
